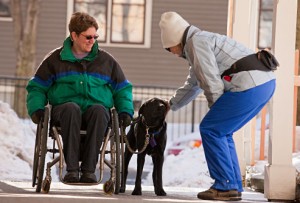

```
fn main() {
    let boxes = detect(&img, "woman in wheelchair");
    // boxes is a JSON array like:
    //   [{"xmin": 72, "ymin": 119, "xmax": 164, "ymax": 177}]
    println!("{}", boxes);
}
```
[{"xmin": 26, "ymin": 12, "xmax": 133, "ymax": 184}]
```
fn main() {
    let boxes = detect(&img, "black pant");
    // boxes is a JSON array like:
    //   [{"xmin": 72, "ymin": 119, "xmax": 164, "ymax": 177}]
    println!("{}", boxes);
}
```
[{"xmin": 51, "ymin": 102, "xmax": 110, "ymax": 173}]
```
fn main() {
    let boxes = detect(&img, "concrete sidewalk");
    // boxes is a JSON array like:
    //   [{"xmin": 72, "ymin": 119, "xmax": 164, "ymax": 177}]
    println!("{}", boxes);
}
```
[{"xmin": 0, "ymin": 181, "xmax": 273, "ymax": 203}]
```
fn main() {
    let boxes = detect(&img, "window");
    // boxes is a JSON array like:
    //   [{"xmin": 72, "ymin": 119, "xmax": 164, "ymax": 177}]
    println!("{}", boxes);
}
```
[
  {"xmin": 74, "ymin": 0, "xmax": 107, "ymax": 42},
  {"xmin": 0, "ymin": 0, "xmax": 11, "ymax": 20},
  {"xmin": 258, "ymin": 0, "xmax": 273, "ymax": 49},
  {"xmin": 74, "ymin": 0, "xmax": 152, "ymax": 48}
]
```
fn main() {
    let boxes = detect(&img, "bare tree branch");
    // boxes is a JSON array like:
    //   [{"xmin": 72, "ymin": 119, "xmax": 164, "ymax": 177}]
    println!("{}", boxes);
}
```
[{"xmin": 11, "ymin": 0, "xmax": 40, "ymax": 118}]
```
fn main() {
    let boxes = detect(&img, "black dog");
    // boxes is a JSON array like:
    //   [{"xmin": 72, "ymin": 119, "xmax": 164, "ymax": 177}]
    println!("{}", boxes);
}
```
[{"xmin": 120, "ymin": 97, "xmax": 169, "ymax": 196}]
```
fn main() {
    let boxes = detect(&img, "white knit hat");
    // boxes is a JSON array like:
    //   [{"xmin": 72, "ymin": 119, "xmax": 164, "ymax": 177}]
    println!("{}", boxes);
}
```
[{"xmin": 159, "ymin": 12, "xmax": 190, "ymax": 48}]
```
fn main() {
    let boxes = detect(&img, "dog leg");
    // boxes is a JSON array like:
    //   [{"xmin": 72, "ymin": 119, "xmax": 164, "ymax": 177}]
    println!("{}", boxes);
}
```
[
  {"xmin": 120, "ymin": 148, "xmax": 133, "ymax": 193},
  {"xmin": 152, "ymin": 155, "xmax": 167, "ymax": 196},
  {"xmin": 132, "ymin": 153, "xmax": 146, "ymax": 195},
  {"xmin": 120, "ymin": 125, "xmax": 136, "ymax": 193}
]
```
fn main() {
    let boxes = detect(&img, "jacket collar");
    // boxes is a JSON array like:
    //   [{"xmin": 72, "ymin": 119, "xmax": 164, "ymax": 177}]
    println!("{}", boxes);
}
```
[
  {"xmin": 181, "ymin": 25, "xmax": 191, "ymax": 49},
  {"xmin": 60, "ymin": 36, "xmax": 99, "ymax": 62},
  {"xmin": 181, "ymin": 25, "xmax": 201, "ymax": 59}
]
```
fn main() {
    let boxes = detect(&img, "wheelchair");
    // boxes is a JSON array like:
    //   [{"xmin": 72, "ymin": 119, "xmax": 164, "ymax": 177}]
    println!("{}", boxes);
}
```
[{"xmin": 32, "ymin": 105, "xmax": 126, "ymax": 194}]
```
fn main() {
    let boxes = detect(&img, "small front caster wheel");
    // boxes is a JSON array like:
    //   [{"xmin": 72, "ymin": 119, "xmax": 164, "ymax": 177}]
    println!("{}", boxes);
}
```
[
  {"xmin": 103, "ymin": 180, "xmax": 114, "ymax": 195},
  {"xmin": 42, "ymin": 178, "xmax": 51, "ymax": 193}
]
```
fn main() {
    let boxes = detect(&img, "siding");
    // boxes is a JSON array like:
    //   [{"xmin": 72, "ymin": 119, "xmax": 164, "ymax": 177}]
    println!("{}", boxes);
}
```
[
  {"xmin": 0, "ymin": 0, "xmax": 228, "ymax": 88},
  {"xmin": 0, "ymin": 20, "xmax": 16, "ymax": 76},
  {"xmin": 36, "ymin": 0, "xmax": 68, "ymax": 65},
  {"xmin": 0, "ymin": 0, "xmax": 67, "ymax": 76},
  {"xmin": 103, "ymin": 0, "xmax": 229, "ymax": 88}
]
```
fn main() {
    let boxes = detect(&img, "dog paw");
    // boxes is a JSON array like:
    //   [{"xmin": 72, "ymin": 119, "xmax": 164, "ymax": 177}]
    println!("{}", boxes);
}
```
[
  {"xmin": 119, "ymin": 187, "xmax": 125, "ymax": 193},
  {"xmin": 155, "ymin": 188, "xmax": 167, "ymax": 196},
  {"xmin": 132, "ymin": 188, "xmax": 142, "ymax": 195}
]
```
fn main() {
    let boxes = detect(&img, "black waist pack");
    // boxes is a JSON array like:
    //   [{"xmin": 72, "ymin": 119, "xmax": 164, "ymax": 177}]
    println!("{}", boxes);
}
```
[
  {"xmin": 257, "ymin": 50, "xmax": 279, "ymax": 71},
  {"xmin": 221, "ymin": 50, "xmax": 279, "ymax": 78}
]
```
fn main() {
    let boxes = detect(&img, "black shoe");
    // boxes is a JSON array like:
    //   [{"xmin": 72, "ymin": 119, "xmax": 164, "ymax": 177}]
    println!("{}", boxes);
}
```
[
  {"xmin": 63, "ymin": 171, "xmax": 79, "ymax": 183},
  {"xmin": 80, "ymin": 172, "xmax": 97, "ymax": 183},
  {"xmin": 197, "ymin": 188, "xmax": 242, "ymax": 201}
]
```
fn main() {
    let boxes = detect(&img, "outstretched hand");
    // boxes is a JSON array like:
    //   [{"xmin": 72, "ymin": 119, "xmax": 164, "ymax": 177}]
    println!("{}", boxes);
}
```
[{"xmin": 163, "ymin": 99, "xmax": 171, "ymax": 114}]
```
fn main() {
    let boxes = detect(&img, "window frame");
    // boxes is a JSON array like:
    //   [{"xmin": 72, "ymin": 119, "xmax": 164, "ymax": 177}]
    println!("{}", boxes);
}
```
[
  {"xmin": 70, "ymin": 0, "xmax": 152, "ymax": 48},
  {"xmin": 110, "ymin": 0, "xmax": 146, "ymax": 45},
  {"xmin": 0, "ymin": 0, "xmax": 12, "ymax": 22},
  {"xmin": 257, "ymin": 0, "xmax": 273, "ymax": 50}
]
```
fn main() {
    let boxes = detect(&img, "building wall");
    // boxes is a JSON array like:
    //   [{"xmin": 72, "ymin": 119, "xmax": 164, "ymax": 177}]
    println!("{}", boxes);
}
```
[
  {"xmin": 0, "ymin": 18, "xmax": 15, "ymax": 76},
  {"xmin": 35, "ymin": 0, "xmax": 68, "ymax": 65},
  {"xmin": 104, "ymin": 0, "xmax": 228, "ymax": 88},
  {"xmin": 0, "ymin": 0, "xmax": 67, "ymax": 76},
  {"xmin": 0, "ymin": 0, "xmax": 228, "ymax": 88}
]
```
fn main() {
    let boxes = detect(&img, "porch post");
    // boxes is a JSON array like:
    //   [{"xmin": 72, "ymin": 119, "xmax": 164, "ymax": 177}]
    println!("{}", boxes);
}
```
[{"xmin": 264, "ymin": 0, "xmax": 297, "ymax": 200}]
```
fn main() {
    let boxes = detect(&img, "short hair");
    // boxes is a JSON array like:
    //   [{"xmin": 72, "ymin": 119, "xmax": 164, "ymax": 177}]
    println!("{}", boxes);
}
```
[{"xmin": 68, "ymin": 12, "xmax": 99, "ymax": 35}]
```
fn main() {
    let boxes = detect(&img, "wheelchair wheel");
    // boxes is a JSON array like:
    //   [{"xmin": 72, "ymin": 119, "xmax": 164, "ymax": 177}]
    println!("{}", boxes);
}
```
[
  {"xmin": 120, "ymin": 127, "xmax": 125, "ymax": 193},
  {"xmin": 32, "ymin": 120, "xmax": 42, "ymax": 188},
  {"xmin": 111, "ymin": 108, "xmax": 121, "ymax": 194},
  {"xmin": 32, "ymin": 107, "xmax": 49, "ymax": 192}
]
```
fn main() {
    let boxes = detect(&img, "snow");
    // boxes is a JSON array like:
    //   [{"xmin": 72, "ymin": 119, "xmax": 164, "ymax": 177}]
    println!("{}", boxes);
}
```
[
  {"xmin": 0, "ymin": 101, "xmax": 36, "ymax": 180},
  {"xmin": 0, "ymin": 100, "xmax": 299, "ymax": 190}
]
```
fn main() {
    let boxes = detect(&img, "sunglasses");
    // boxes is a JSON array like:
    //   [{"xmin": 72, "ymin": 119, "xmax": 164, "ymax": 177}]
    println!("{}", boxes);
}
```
[{"xmin": 80, "ymin": 33, "xmax": 99, "ymax": 40}]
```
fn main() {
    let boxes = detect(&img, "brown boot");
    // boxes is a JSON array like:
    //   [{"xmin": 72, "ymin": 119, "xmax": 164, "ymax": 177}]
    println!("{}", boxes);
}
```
[{"xmin": 197, "ymin": 188, "xmax": 242, "ymax": 201}]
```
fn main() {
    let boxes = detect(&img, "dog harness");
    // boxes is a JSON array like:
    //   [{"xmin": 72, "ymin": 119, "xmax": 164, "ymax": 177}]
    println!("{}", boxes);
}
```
[{"xmin": 122, "ymin": 114, "xmax": 166, "ymax": 154}]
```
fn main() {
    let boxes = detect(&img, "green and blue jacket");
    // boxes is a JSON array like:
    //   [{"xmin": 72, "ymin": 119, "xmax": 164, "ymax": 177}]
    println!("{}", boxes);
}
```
[{"xmin": 26, "ymin": 37, "xmax": 134, "ymax": 117}]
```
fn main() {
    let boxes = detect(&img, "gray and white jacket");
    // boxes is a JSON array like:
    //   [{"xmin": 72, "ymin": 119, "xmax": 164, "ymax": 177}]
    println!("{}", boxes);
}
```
[{"xmin": 170, "ymin": 26, "xmax": 276, "ymax": 110}]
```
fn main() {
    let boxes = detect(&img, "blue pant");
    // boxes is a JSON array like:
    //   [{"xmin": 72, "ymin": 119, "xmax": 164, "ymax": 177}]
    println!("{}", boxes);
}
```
[{"xmin": 199, "ymin": 80, "xmax": 276, "ymax": 192}]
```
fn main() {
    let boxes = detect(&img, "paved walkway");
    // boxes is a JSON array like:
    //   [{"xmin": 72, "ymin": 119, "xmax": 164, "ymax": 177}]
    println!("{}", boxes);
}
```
[{"xmin": 0, "ymin": 181, "xmax": 275, "ymax": 203}]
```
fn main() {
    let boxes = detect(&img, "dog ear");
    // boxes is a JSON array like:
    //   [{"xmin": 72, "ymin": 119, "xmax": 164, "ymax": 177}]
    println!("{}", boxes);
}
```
[
  {"xmin": 138, "ymin": 98, "xmax": 152, "ymax": 116},
  {"xmin": 138, "ymin": 103, "xmax": 145, "ymax": 117}
]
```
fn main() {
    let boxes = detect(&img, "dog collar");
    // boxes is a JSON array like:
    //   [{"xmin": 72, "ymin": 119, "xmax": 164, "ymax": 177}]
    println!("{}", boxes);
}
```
[{"xmin": 147, "ymin": 123, "xmax": 166, "ymax": 147}]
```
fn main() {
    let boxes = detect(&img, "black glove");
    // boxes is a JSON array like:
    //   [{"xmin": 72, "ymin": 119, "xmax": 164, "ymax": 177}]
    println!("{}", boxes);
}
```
[
  {"xmin": 118, "ymin": 113, "xmax": 132, "ymax": 128},
  {"xmin": 31, "ymin": 109, "xmax": 45, "ymax": 124}
]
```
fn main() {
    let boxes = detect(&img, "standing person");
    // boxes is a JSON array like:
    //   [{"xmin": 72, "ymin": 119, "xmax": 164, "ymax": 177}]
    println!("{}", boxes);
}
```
[
  {"xmin": 159, "ymin": 11, "xmax": 276, "ymax": 201},
  {"xmin": 26, "ymin": 12, "xmax": 134, "ymax": 183}
]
